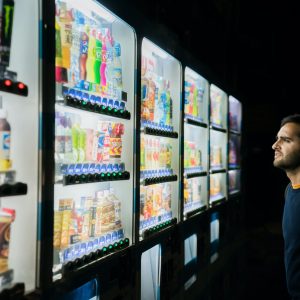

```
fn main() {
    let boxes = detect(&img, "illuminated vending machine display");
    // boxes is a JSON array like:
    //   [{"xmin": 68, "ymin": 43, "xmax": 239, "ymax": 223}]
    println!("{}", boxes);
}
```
[
  {"xmin": 0, "ymin": 0, "xmax": 38, "ymax": 294},
  {"xmin": 209, "ymin": 84, "xmax": 228, "ymax": 206},
  {"xmin": 53, "ymin": 0, "xmax": 135, "ymax": 280},
  {"xmin": 228, "ymin": 96, "xmax": 242, "ymax": 196},
  {"xmin": 183, "ymin": 67, "xmax": 209, "ymax": 219},
  {"xmin": 139, "ymin": 38, "xmax": 181, "ymax": 239}
]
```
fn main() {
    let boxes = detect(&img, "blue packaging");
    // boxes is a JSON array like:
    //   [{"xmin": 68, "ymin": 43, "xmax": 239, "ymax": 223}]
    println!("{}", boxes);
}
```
[
  {"xmin": 67, "ymin": 164, "xmax": 75, "ymax": 175},
  {"xmin": 106, "ymin": 233, "xmax": 111, "ymax": 244},
  {"xmin": 88, "ymin": 163, "xmax": 95, "ymax": 174},
  {"xmin": 99, "ymin": 236, "xmax": 105, "ymax": 247},
  {"xmin": 114, "ymin": 100, "xmax": 120, "ymax": 109},
  {"xmin": 90, "ymin": 95, "xmax": 96, "ymax": 104},
  {"xmin": 108, "ymin": 99, "xmax": 114, "ymax": 108},
  {"xmin": 112, "ymin": 231, "xmax": 118, "ymax": 241},
  {"xmin": 69, "ymin": 88, "xmax": 76, "ymax": 98},
  {"xmin": 100, "ymin": 164, "xmax": 107, "ymax": 173},
  {"xmin": 113, "ymin": 163, "xmax": 119, "ymax": 172},
  {"xmin": 95, "ymin": 164, "xmax": 101, "ymax": 174},
  {"xmin": 87, "ymin": 241, "xmax": 93, "ymax": 252},
  {"xmin": 119, "ymin": 101, "xmax": 125, "ymax": 110},
  {"xmin": 107, "ymin": 163, "xmax": 113, "ymax": 172},
  {"xmin": 102, "ymin": 97, "xmax": 107, "ymax": 107},
  {"xmin": 119, "ymin": 162, "xmax": 125, "ymax": 172},
  {"xmin": 82, "ymin": 164, "xmax": 89, "ymax": 174},
  {"xmin": 82, "ymin": 92, "xmax": 89, "ymax": 102},
  {"xmin": 74, "ymin": 244, "xmax": 80, "ymax": 258},
  {"xmin": 95, "ymin": 96, "xmax": 102, "ymax": 105},
  {"xmin": 75, "ymin": 90, "xmax": 83, "ymax": 100},
  {"xmin": 60, "ymin": 164, "xmax": 68, "ymax": 175},
  {"xmin": 80, "ymin": 242, "xmax": 87, "ymax": 256},
  {"xmin": 118, "ymin": 229, "xmax": 124, "ymax": 239},
  {"xmin": 93, "ymin": 238, "xmax": 99, "ymax": 250},
  {"xmin": 75, "ymin": 164, "xmax": 82, "ymax": 174}
]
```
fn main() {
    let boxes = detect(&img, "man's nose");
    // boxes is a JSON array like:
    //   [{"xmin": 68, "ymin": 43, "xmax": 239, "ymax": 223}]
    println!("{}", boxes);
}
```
[{"xmin": 272, "ymin": 140, "xmax": 279, "ymax": 150}]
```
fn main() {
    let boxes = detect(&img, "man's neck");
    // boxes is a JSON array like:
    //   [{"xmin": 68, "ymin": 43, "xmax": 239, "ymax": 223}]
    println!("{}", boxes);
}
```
[{"xmin": 286, "ymin": 167, "xmax": 300, "ymax": 185}]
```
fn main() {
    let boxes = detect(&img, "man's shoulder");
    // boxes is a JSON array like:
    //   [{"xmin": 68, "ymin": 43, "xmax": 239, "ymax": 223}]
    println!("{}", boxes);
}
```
[{"xmin": 285, "ymin": 182, "xmax": 292, "ymax": 199}]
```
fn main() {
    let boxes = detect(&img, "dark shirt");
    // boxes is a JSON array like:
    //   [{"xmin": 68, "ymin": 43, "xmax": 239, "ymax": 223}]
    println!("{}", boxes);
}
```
[{"xmin": 283, "ymin": 184, "xmax": 300, "ymax": 300}]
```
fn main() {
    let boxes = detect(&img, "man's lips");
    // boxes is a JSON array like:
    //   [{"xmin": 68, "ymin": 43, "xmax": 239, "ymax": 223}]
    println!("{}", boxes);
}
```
[{"xmin": 274, "ymin": 152, "xmax": 282, "ymax": 158}]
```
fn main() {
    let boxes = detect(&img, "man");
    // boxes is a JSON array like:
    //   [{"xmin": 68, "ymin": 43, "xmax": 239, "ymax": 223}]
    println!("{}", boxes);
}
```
[{"xmin": 272, "ymin": 114, "xmax": 300, "ymax": 300}]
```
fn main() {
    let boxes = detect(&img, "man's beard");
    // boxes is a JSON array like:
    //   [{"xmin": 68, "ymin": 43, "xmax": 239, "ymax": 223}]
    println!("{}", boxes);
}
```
[{"xmin": 273, "ymin": 152, "xmax": 300, "ymax": 171}]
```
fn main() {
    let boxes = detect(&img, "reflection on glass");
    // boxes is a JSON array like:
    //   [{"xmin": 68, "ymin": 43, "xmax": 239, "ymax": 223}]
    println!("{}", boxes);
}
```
[{"xmin": 141, "ymin": 244, "xmax": 161, "ymax": 300}]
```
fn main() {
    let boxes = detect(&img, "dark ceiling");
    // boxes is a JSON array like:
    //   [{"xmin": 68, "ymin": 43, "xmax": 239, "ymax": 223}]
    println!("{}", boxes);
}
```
[
  {"xmin": 129, "ymin": 0, "xmax": 299, "ymax": 123},
  {"xmin": 123, "ymin": 0, "xmax": 298, "ymax": 222}
]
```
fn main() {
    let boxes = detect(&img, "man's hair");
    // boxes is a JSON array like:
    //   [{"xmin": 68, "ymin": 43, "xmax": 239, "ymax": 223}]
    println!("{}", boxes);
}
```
[
  {"xmin": 281, "ymin": 114, "xmax": 300, "ymax": 127},
  {"xmin": 281, "ymin": 114, "xmax": 300, "ymax": 138}
]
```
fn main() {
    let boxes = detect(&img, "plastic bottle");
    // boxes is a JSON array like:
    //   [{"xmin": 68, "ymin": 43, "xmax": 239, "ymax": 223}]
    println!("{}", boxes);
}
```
[
  {"xmin": 86, "ymin": 27, "xmax": 97, "ymax": 84},
  {"xmin": 0, "ymin": 107, "xmax": 11, "ymax": 171},
  {"xmin": 113, "ymin": 42, "xmax": 123, "ymax": 100}
]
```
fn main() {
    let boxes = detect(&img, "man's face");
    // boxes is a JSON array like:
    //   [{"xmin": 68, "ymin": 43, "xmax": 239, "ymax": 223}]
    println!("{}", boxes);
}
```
[{"xmin": 272, "ymin": 122, "xmax": 300, "ymax": 170}]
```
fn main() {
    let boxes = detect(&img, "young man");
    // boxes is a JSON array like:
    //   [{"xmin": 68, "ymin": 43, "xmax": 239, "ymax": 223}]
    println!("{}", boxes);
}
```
[{"xmin": 272, "ymin": 114, "xmax": 300, "ymax": 300}]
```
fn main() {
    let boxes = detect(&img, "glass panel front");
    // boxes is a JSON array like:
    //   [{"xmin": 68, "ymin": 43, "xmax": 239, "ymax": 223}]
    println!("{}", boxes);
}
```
[
  {"xmin": 183, "ymin": 67, "xmax": 209, "ymax": 218},
  {"xmin": 209, "ymin": 173, "xmax": 227, "ymax": 205},
  {"xmin": 184, "ymin": 234, "xmax": 197, "ymax": 265},
  {"xmin": 139, "ymin": 38, "xmax": 181, "ymax": 238},
  {"xmin": 229, "ymin": 96, "xmax": 242, "ymax": 133},
  {"xmin": 228, "ymin": 170, "xmax": 241, "ymax": 195},
  {"xmin": 210, "ymin": 84, "xmax": 228, "ymax": 129},
  {"xmin": 54, "ymin": 0, "xmax": 135, "ymax": 279}
]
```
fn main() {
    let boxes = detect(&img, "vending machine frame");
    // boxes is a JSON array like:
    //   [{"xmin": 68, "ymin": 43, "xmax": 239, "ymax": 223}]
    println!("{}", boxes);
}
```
[{"xmin": 39, "ymin": 0, "xmax": 137, "ymax": 295}]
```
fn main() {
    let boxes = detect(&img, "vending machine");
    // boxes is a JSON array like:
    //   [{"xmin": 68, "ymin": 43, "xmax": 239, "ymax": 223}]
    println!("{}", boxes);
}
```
[
  {"xmin": 0, "ymin": 0, "xmax": 38, "ymax": 296},
  {"xmin": 227, "ymin": 95, "xmax": 242, "ymax": 241},
  {"xmin": 180, "ymin": 67, "xmax": 210, "ymax": 297},
  {"xmin": 46, "ymin": 0, "xmax": 136, "ymax": 290},
  {"xmin": 228, "ymin": 95, "xmax": 242, "ymax": 197},
  {"xmin": 183, "ymin": 67, "xmax": 209, "ymax": 219},
  {"xmin": 209, "ymin": 84, "xmax": 228, "ymax": 207},
  {"xmin": 208, "ymin": 84, "xmax": 228, "ymax": 264},
  {"xmin": 139, "ymin": 37, "xmax": 181, "ymax": 299}
]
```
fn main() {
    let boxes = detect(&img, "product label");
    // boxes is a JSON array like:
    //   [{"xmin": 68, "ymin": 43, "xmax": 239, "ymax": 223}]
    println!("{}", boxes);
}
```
[{"xmin": 0, "ymin": 131, "xmax": 10, "ymax": 159}]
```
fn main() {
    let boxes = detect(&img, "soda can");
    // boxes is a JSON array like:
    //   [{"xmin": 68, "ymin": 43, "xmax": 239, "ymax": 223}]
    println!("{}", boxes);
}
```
[{"xmin": 88, "ymin": 163, "xmax": 95, "ymax": 174}]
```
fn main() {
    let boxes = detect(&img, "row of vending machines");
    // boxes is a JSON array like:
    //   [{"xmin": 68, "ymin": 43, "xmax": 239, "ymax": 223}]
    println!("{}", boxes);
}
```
[{"xmin": 0, "ymin": 0, "xmax": 242, "ymax": 299}]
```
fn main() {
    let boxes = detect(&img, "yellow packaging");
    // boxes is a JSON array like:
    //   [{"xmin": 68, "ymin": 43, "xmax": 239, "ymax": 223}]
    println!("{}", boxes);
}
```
[{"xmin": 53, "ymin": 211, "xmax": 63, "ymax": 249}]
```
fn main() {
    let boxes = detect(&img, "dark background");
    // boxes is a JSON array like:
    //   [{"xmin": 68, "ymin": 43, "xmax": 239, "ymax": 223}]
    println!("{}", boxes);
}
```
[
  {"xmin": 126, "ymin": 0, "xmax": 299, "ymax": 299},
  {"xmin": 126, "ymin": 0, "xmax": 299, "ymax": 223}
]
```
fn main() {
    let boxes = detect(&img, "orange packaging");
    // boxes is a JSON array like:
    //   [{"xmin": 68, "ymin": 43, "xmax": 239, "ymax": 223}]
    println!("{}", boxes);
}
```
[{"xmin": 0, "ymin": 208, "xmax": 15, "ymax": 274}]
